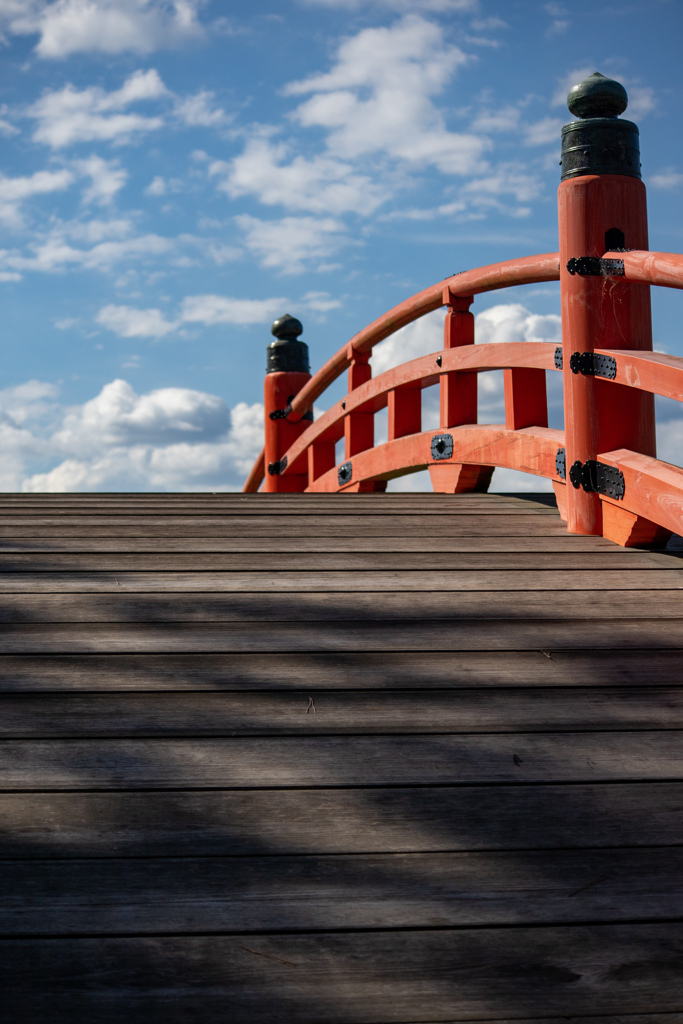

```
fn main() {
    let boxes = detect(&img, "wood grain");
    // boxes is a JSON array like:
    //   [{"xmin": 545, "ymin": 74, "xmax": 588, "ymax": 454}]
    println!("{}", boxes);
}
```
[
  {"xmin": 0, "ymin": 650, "xmax": 679, "ymax": 691},
  {"xmin": 2, "ymin": 783, "xmax": 682, "ymax": 857},
  {"xmin": 2, "ymin": 924, "xmax": 683, "ymax": 1021},
  {"xmin": 2, "ymin": 732, "xmax": 683, "ymax": 789},
  {"xmin": 2, "ymin": 688, "xmax": 683, "ymax": 736},
  {"xmin": 1, "ymin": 846, "xmax": 681, "ymax": 935}
]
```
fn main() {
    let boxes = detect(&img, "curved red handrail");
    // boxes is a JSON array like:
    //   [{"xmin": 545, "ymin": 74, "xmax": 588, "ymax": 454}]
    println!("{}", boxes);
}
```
[
  {"xmin": 618, "ymin": 250, "xmax": 683, "ymax": 290},
  {"xmin": 306, "ymin": 425, "xmax": 564, "ymax": 492},
  {"xmin": 244, "ymin": 252, "xmax": 561, "ymax": 492},
  {"xmin": 281, "ymin": 342, "xmax": 558, "ymax": 475}
]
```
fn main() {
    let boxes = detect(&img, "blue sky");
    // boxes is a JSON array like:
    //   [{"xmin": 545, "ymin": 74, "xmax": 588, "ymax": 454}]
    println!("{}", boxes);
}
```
[{"xmin": 0, "ymin": 0, "xmax": 681, "ymax": 491}]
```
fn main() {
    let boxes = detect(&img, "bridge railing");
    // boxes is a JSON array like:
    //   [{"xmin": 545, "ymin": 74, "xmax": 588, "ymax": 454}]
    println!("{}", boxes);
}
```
[{"xmin": 242, "ymin": 73, "xmax": 683, "ymax": 549}]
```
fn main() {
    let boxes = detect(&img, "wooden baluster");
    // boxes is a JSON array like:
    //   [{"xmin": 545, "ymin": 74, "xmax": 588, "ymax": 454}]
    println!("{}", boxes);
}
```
[
  {"xmin": 342, "ymin": 345, "xmax": 386, "ymax": 492},
  {"xmin": 388, "ymin": 386, "xmax": 421, "ymax": 441},
  {"xmin": 430, "ymin": 291, "xmax": 493, "ymax": 493},
  {"xmin": 504, "ymin": 369, "xmax": 548, "ymax": 430}
]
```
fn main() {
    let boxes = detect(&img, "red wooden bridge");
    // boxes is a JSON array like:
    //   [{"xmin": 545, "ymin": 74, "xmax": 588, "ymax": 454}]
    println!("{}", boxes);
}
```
[{"xmin": 3, "ymin": 73, "xmax": 683, "ymax": 1022}]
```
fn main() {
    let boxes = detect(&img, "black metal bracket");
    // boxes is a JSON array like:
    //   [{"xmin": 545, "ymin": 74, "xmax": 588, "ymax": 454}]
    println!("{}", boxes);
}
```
[
  {"xmin": 269, "ymin": 404, "xmax": 313, "ymax": 422},
  {"xmin": 569, "ymin": 351, "xmax": 617, "ymax": 380},
  {"xmin": 569, "ymin": 459, "xmax": 625, "ymax": 499},
  {"xmin": 554, "ymin": 346, "xmax": 563, "ymax": 370},
  {"xmin": 338, "ymin": 461, "xmax": 352, "ymax": 486},
  {"xmin": 267, "ymin": 455, "xmax": 288, "ymax": 476},
  {"xmin": 555, "ymin": 447, "xmax": 566, "ymax": 479},
  {"xmin": 566, "ymin": 256, "xmax": 625, "ymax": 277},
  {"xmin": 431, "ymin": 434, "xmax": 453, "ymax": 460}
]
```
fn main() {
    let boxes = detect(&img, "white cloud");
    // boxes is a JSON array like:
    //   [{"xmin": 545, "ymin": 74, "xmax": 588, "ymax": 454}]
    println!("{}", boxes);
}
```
[
  {"xmin": 470, "ymin": 106, "xmax": 520, "ymax": 134},
  {"xmin": 53, "ymin": 378, "xmax": 230, "ymax": 452},
  {"xmin": 96, "ymin": 304, "xmax": 177, "ymax": 338},
  {"xmin": 96, "ymin": 293, "xmax": 290, "ymax": 338},
  {"xmin": 299, "ymin": 0, "xmax": 476, "ymax": 10},
  {"xmin": 524, "ymin": 117, "xmax": 563, "ymax": 146},
  {"xmin": 0, "ymin": 228, "xmax": 174, "ymax": 275},
  {"xmin": 657, "ymin": 417, "xmax": 683, "ymax": 472},
  {"xmin": 650, "ymin": 169, "xmax": 683, "ymax": 190},
  {"xmin": 74, "ymin": 154, "xmax": 128, "ymax": 204},
  {"xmin": 371, "ymin": 301, "xmax": 561, "ymax": 376},
  {"xmin": 236, "ymin": 214, "xmax": 347, "ymax": 273},
  {"xmin": 475, "ymin": 303, "xmax": 561, "ymax": 345},
  {"xmin": 213, "ymin": 138, "xmax": 386, "ymax": 216},
  {"xmin": 28, "ymin": 68, "xmax": 168, "ymax": 148},
  {"xmin": 0, "ymin": 167, "xmax": 74, "ymax": 227},
  {"xmin": 285, "ymin": 15, "xmax": 487, "ymax": 175},
  {"xmin": 17, "ymin": 378, "xmax": 262, "ymax": 493},
  {"xmin": 4, "ymin": 0, "xmax": 206, "ymax": 59},
  {"xmin": 180, "ymin": 294, "xmax": 288, "ymax": 326},
  {"xmin": 174, "ymin": 89, "xmax": 229, "ymax": 128}
]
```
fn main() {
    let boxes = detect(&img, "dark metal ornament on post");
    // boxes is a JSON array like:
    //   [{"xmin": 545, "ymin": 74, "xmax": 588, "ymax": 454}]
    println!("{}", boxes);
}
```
[
  {"xmin": 560, "ymin": 72, "xmax": 641, "ymax": 181},
  {"xmin": 266, "ymin": 314, "xmax": 310, "ymax": 374}
]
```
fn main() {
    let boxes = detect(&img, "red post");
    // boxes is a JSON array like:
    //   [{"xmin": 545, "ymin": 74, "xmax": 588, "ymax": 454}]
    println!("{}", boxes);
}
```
[
  {"xmin": 264, "ymin": 315, "xmax": 311, "ymax": 493},
  {"xmin": 559, "ymin": 73, "xmax": 655, "ymax": 535},
  {"xmin": 342, "ymin": 344, "xmax": 386, "ymax": 492},
  {"xmin": 429, "ymin": 291, "xmax": 493, "ymax": 493}
]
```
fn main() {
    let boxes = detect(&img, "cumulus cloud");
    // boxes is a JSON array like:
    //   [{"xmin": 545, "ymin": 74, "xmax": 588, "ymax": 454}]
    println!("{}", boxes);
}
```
[
  {"xmin": 2, "ymin": 0, "xmax": 206, "ymax": 59},
  {"xmin": 96, "ymin": 304, "xmax": 177, "ymax": 338},
  {"xmin": 236, "ymin": 214, "xmax": 347, "ymax": 273},
  {"xmin": 18, "ymin": 378, "xmax": 262, "ymax": 493},
  {"xmin": 180, "ymin": 294, "xmax": 288, "ymax": 326},
  {"xmin": 0, "ymin": 224, "xmax": 174, "ymax": 276},
  {"xmin": 0, "ymin": 167, "xmax": 74, "ymax": 227},
  {"xmin": 299, "ymin": 0, "xmax": 476, "ymax": 11},
  {"xmin": 96, "ymin": 293, "xmax": 289, "ymax": 338},
  {"xmin": 28, "ymin": 68, "xmax": 168, "ymax": 148},
  {"xmin": 174, "ymin": 90, "xmax": 229, "ymax": 128},
  {"xmin": 285, "ymin": 16, "xmax": 485, "ymax": 175},
  {"xmin": 474, "ymin": 303, "xmax": 561, "ymax": 345},
  {"xmin": 213, "ymin": 139, "xmax": 386, "ymax": 216},
  {"xmin": 74, "ymin": 154, "xmax": 128, "ymax": 205}
]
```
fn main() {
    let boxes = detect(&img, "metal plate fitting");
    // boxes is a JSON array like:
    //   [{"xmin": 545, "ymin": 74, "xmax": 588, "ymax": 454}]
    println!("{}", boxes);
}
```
[{"xmin": 431, "ymin": 434, "xmax": 453, "ymax": 460}]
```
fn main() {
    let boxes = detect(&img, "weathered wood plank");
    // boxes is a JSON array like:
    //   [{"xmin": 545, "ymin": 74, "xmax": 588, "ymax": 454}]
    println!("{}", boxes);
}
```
[
  {"xmin": 2, "ymin": 924, "xmax": 683, "ymax": 1021},
  {"xmin": 0, "ymin": 551, "xmax": 675, "ymax": 570},
  {"xmin": 2, "ymin": 783, "xmax": 681, "ymax": 857},
  {"xmin": 1, "ymin": 847, "xmax": 681, "ymax": 935},
  {"xmin": 0, "ymin": 651, "xmax": 677, "ymax": 691},
  {"xmin": 0, "ymin": 619, "xmax": 680, "ymax": 652},
  {"xmin": 0, "ymin": 569, "xmax": 679, "ymax": 592},
  {"xmin": 2, "ymin": 688, "xmax": 683, "ymax": 737},
  {"xmin": 2, "ymin": 732, "xmax": 683, "ymax": 789},
  {"xmin": 0, "ymin": 591, "xmax": 679, "ymax": 623}
]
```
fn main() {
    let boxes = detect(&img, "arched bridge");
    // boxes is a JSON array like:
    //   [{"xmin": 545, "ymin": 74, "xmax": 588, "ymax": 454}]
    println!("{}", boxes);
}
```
[{"xmin": 3, "ymin": 73, "xmax": 683, "ymax": 1024}]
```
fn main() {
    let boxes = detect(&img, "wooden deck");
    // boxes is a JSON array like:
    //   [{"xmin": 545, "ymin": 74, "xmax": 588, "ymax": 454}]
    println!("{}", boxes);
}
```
[{"xmin": 2, "ymin": 490, "xmax": 683, "ymax": 1022}]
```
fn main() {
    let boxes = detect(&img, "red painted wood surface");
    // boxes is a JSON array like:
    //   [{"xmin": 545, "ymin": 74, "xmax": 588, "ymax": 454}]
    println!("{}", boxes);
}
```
[
  {"xmin": 280, "ymin": 342, "xmax": 557, "ymax": 479},
  {"xmin": 558, "ymin": 174, "xmax": 654, "ymax": 536},
  {"xmin": 306, "ymin": 425, "xmax": 563, "ymax": 493},
  {"xmin": 504, "ymin": 369, "xmax": 548, "ymax": 431},
  {"xmin": 597, "ymin": 448, "xmax": 683, "ymax": 539},
  {"xmin": 263, "ymin": 370, "xmax": 311, "ymax": 493},
  {"xmin": 619, "ymin": 249, "xmax": 683, "ymax": 290}
]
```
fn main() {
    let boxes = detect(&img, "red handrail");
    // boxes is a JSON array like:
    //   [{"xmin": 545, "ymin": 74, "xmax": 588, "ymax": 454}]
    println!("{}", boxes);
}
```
[{"xmin": 244, "ymin": 252, "xmax": 561, "ymax": 493}]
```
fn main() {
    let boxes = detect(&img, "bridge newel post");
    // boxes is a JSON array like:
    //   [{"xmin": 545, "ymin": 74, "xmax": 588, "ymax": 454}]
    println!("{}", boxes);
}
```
[
  {"xmin": 558, "ymin": 72, "xmax": 656, "ymax": 537},
  {"xmin": 264, "ymin": 314, "xmax": 311, "ymax": 493},
  {"xmin": 429, "ymin": 291, "xmax": 493, "ymax": 493}
]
